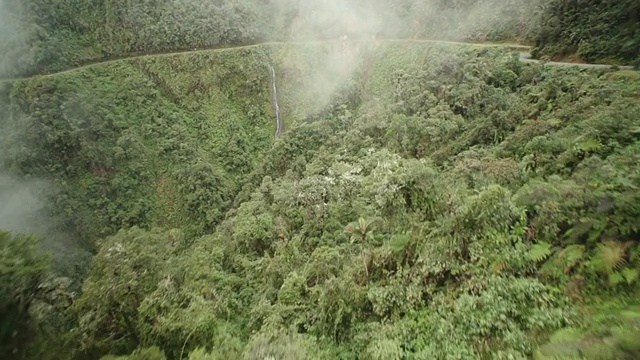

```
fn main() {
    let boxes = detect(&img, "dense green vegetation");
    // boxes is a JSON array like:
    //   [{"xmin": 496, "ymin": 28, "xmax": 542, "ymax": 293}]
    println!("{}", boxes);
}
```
[
  {"xmin": 0, "ymin": 231, "xmax": 51, "ymax": 358},
  {"xmin": 1, "ymin": 39, "xmax": 640, "ymax": 359},
  {"xmin": 1, "ymin": 0, "xmax": 640, "ymax": 359},
  {"xmin": 531, "ymin": 0, "xmax": 640, "ymax": 66},
  {"xmin": 5, "ymin": 0, "xmax": 638, "ymax": 78},
  {"xmin": 1, "ymin": 0, "xmax": 541, "ymax": 78},
  {"xmin": 2, "ymin": 46, "xmax": 276, "ymax": 243},
  {"xmin": 0, "ymin": 0, "xmax": 272, "ymax": 77}
]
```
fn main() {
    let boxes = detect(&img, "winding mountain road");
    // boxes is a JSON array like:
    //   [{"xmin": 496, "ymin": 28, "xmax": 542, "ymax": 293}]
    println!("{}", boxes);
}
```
[
  {"xmin": 0, "ymin": 39, "xmax": 635, "ymax": 83},
  {"xmin": 518, "ymin": 52, "xmax": 635, "ymax": 70}
]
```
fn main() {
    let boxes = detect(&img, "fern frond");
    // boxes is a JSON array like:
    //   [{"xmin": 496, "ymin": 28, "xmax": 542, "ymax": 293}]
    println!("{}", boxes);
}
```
[
  {"xmin": 621, "ymin": 268, "xmax": 639, "ymax": 285},
  {"xmin": 622, "ymin": 240, "xmax": 637, "ymax": 252},
  {"xmin": 556, "ymin": 244, "xmax": 586, "ymax": 269},
  {"xmin": 630, "ymin": 245, "xmax": 640, "ymax": 271},
  {"xmin": 593, "ymin": 240, "xmax": 627, "ymax": 274},
  {"xmin": 527, "ymin": 241, "xmax": 553, "ymax": 263},
  {"xmin": 540, "ymin": 253, "xmax": 564, "ymax": 277},
  {"xmin": 387, "ymin": 234, "xmax": 410, "ymax": 253},
  {"xmin": 490, "ymin": 261, "xmax": 505, "ymax": 273},
  {"xmin": 540, "ymin": 253, "xmax": 563, "ymax": 277},
  {"xmin": 608, "ymin": 272, "xmax": 625, "ymax": 287}
]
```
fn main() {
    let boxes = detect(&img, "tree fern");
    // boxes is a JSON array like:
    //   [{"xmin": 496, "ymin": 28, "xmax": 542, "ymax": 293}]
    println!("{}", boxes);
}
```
[
  {"xmin": 591, "ymin": 240, "xmax": 628, "ymax": 274},
  {"xmin": 387, "ymin": 234, "xmax": 410, "ymax": 254},
  {"xmin": 609, "ymin": 272, "xmax": 625, "ymax": 287},
  {"xmin": 490, "ymin": 260, "xmax": 505, "ymax": 273},
  {"xmin": 345, "ymin": 217, "xmax": 384, "ymax": 280},
  {"xmin": 621, "ymin": 268, "xmax": 639, "ymax": 285},
  {"xmin": 345, "ymin": 217, "xmax": 383, "ymax": 245},
  {"xmin": 630, "ymin": 244, "xmax": 640, "ymax": 265},
  {"xmin": 555, "ymin": 244, "xmax": 585, "ymax": 273},
  {"xmin": 527, "ymin": 241, "xmax": 553, "ymax": 263}
]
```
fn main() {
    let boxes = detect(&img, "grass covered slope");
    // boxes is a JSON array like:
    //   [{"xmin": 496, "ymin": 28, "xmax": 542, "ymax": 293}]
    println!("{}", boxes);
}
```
[
  {"xmin": 61, "ymin": 42, "xmax": 640, "ymax": 359},
  {"xmin": 2, "ymin": 46, "xmax": 278, "ymax": 242}
]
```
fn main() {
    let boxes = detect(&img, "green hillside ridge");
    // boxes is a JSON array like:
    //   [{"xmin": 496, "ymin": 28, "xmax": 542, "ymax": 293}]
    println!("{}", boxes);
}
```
[
  {"xmin": 2, "ymin": 46, "xmax": 280, "ymax": 243},
  {"xmin": 0, "ymin": 0, "xmax": 552, "ymax": 79},
  {"xmin": 2, "ymin": 0, "xmax": 637, "ymax": 81},
  {"xmin": 532, "ymin": 0, "xmax": 640, "ymax": 67},
  {"xmin": 0, "ymin": 0, "xmax": 273, "ymax": 78},
  {"xmin": 2, "ymin": 40, "xmax": 639, "ymax": 359}
]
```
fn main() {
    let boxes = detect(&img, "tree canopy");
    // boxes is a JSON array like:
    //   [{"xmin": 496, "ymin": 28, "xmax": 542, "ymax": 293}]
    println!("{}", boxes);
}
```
[{"xmin": 1, "ymin": 1, "xmax": 639, "ymax": 359}]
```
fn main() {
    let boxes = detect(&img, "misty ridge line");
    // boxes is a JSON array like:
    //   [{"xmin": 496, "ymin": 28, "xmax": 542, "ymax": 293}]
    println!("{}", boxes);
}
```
[
  {"xmin": 2, "ymin": 37, "xmax": 632, "ymax": 85},
  {"xmin": 0, "ymin": 39, "xmax": 534, "ymax": 82}
]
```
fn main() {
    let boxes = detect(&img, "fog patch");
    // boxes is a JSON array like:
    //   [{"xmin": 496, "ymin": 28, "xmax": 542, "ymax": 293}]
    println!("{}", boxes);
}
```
[
  {"xmin": 0, "ymin": 93, "xmax": 90, "ymax": 279},
  {"xmin": 286, "ymin": 0, "xmax": 386, "ymax": 40},
  {"xmin": 0, "ymin": 174, "xmax": 50, "ymax": 235},
  {"xmin": 272, "ymin": 0, "xmax": 536, "ymax": 118},
  {"xmin": 0, "ymin": 1, "xmax": 35, "ymax": 78}
]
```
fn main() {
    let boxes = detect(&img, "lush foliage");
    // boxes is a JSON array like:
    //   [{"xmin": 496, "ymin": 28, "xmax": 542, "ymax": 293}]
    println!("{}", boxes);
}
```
[
  {"xmin": 531, "ymin": 0, "xmax": 640, "ymax": 66},
  {"xmin": 0, "ymin": 230, "xmax": 76, "ymax": 360},
  {"xmin": 535, "ymin": 304, "xmax": 640, "ymax": 359},
  {"xmin": 0, "ymin": 231, "xmax": 50, "ymax": 358},
  {"xmin": 0, "ymin": 0, "xmax": 543, "ymax": 78},
  {"xmin": 3, "ymin": 0, "xmax": 639, "ymax": 80},
  {"xmin": 0, "ymin": 0, "xmax": 272, "ymax": 77},
  {"xmin": 2, "ymin": 46, "xmax": 276, "ymax": 242},
  {"xmin": 2, "ymin": 39, "xmax": 639, "ymax": 359}
]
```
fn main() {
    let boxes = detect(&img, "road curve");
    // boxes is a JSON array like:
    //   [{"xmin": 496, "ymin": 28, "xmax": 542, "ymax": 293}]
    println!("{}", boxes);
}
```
[
  {"xmin": 518, "ymin": 52, "xmax": 635, "ymax": 70},
  {"xmin": 0, "ymin": 39, "xmax": 636, "ymax": 83}
]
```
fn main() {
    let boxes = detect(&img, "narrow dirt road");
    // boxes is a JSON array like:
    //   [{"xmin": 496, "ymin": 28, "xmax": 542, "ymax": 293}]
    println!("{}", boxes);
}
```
[
  {"xmin": 0, "ymin": 39, "xmax": 635, "ymax": 83},
  {"xmin": 518, "ymin": 52, "xmax": 635, "ymax": 70}
]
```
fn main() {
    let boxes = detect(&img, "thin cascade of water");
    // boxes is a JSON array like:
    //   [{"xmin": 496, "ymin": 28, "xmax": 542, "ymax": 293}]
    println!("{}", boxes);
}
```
[{"xmin": 268, "ymin": 64, "xmax": 283, "ymax": 139}]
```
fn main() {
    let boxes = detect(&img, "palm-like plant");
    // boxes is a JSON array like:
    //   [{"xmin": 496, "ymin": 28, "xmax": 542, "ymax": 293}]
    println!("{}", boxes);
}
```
[
  {"xmin": 345, "ymin": 217, "xmax": 383, "ymax": 279},
  {"xmin": 593, "ymin": 240, "xmax": 629, "ymax": 274}
]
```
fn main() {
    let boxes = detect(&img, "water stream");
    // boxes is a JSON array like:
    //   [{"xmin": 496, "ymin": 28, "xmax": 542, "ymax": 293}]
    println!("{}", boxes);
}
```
[{"xmin": 268, "ymin": 64, "xmax": 283, "ymax": 139}]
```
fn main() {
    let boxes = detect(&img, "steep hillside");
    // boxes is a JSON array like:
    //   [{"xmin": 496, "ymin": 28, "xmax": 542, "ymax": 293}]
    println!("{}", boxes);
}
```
[
  {"xmin": 3, "ymin": 40, "xmax": 638, "ymax": 359},
  {"xmin": 531, "ymin": 0, "xmax": 640, "ymax": 67},
  {"xmin": 1, "ymin": 46, "xmax": 281, "ymax": 243},
  {"xmin": 0, "ymin": 0, "xmax": 272, "ymax": 78},
  {"xmin": 4, "ymin": 0, "xmax": 638, "ymax": 81},
  {"xmin": 0, "ymin": 0, "xmax": 540, "ymax": 78},
  {"xmin": 0, "ymin": 41, "xmax": 383, "ymax": 247}
]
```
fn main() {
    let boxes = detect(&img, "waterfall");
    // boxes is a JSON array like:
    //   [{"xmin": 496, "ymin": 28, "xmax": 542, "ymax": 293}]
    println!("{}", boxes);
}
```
[{"xmin": 268, "ymin": 64, "xmax": 283, "ymax": 139}]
